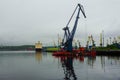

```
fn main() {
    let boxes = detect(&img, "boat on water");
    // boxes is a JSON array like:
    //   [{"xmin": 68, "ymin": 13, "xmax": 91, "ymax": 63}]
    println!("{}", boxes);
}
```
[
  {"xmin": 35, "ymin": 41, "xmax": 42, "ymax": 52},
  {"xmin": 52, "ymin": 47, "xmax": 96, "ymax": 57}
]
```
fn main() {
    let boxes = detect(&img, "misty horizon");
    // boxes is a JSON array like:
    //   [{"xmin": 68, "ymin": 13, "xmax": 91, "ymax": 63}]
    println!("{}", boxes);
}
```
[{"xmin": 0, "ymin": 0, "xmax": 120, "ymax": 46}]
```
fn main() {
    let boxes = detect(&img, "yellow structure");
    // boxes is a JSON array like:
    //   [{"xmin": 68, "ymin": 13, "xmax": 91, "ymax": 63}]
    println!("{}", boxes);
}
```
[
  {"xmin": 86, "ymin": 35, "xmax": 95, "ymax": 50},
  {"xmin": 117, "ymin": 36, "xmax": 120, "ymax": 43},
  {"xmin": 35, "ymin": 41, "xmax": 42, "ymax": 51}
]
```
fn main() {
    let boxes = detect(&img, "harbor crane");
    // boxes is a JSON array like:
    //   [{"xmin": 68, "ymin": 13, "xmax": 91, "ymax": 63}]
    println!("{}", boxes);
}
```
[{"xmin": 62, "ymin": 3, "xmax": 86, "ymax": 52}]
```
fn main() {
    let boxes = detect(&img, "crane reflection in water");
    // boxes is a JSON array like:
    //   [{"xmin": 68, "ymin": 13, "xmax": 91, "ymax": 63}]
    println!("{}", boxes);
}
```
[
  {"xmin": 59, "ymin": 56, "xmax": 77, "ymax": 80},
  {"xmin": 60, "ymin": 57, "xmax": 77, "ymax": 80}
]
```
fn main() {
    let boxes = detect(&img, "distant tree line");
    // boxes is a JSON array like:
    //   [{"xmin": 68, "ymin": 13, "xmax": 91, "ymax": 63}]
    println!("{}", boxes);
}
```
[
  {"xmin": 107, "ymin": 43, "xmax": 120, "ymax": 49},
  {"xmin": 0, "ymin": 45, "xmax": 35, "ymax": 51}
]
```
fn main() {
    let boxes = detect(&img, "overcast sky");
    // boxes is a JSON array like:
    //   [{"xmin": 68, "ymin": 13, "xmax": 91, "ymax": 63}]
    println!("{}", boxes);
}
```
[{"xmin": 0, "ymin": 0, "xmax": 120, "ymax": 46}]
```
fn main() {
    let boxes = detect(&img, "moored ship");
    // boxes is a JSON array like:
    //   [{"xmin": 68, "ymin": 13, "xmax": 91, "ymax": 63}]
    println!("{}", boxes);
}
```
[{"xmin": 35, "ymin": 41, "xmax": 42, "ymax": 52}]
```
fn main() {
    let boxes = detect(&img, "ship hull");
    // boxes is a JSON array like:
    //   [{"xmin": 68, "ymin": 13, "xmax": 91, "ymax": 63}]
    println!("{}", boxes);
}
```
[{"xmin": 35, "ymin": 48, "xmax": 42, "ymax": 52}]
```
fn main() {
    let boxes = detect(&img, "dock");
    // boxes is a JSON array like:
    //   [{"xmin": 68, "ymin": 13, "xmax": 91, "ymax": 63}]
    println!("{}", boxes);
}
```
[{"xmin": 96, "ymin": 50, "xmax": 120, "ymax": 56}]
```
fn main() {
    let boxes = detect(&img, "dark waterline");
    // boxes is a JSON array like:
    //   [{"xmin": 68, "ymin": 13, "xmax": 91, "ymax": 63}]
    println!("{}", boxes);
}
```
[{"xmin": 0, "ymin": 51, "xmax": 120, "ymax": 80}]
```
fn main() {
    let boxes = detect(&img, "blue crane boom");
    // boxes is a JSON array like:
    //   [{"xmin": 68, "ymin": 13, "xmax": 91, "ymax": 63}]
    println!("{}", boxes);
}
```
[{"xmin": 62, "ymin": 4, "xmax": 86, "ymax": 52}]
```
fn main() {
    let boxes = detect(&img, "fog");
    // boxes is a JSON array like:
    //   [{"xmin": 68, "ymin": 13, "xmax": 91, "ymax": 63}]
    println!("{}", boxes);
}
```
[{"xmin": 0, "ymin": 0, "xmax": 120, "ymax": 46}]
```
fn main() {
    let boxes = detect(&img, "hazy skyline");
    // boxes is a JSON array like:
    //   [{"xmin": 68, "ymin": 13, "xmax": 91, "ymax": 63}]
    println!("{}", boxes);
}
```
[{"xmin": 0, "ymin": 0, "xmax": 120, "ymax": 46}]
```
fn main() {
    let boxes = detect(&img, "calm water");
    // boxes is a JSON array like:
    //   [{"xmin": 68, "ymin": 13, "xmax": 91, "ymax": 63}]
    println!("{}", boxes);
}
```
[{"xmin": 0, "ymin": 51, "xmax": 120, "ymax": 80}]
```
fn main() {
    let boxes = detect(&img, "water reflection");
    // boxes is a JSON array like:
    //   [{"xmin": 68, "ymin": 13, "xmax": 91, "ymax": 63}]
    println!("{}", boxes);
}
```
[
  {"xmin": 78, "ymin": 56, "xmax": 84, "ymax": 62},
  {"xmin": 53, "ymin": 56, "xmax": 94, "ymax": 80},
  {"xmin": 54, "ymin": 55, "xmax": 120, "ymax": 80},
  {"xmin": 54, "ymin": 56, "xmax": 89, "ymax": 80},
  {"xmin": 101, "ymin": 56, "xmax": 105, "ymax": 69},
  {"xmin": 60, "ymin": 57, "xmax": 77, "ymax": 80},
  {"xmin": 87, "ymin": 57, "xmax": 96, "ymax": 68},
  {"xmin": 35, "ymin": 51, "xmax": 42, "ymax": 63},
  {"xmin": 0, "ymin": 51, "xmax": 120, "ymax": 80},
  {"xmin": 108, "ymin": 56, "xmax": 120, "ymax": 65}
]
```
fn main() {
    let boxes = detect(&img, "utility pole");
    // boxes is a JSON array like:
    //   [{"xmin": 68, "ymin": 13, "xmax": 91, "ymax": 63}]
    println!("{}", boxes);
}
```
[
  {"xmin": 106, "ymin": 39, "xmax": 109, "ymax": 46},
  {"xmin": 109, "ymin": 37, "xmax": 111, "ymax": 45},
  {"xmin": 102, "ymin": 30, "xmax": 104, "ymax": 47},
  {"xmin": 100, "ymin": 33, "xmax": 102, "ymax": 47},
  {"xmin": 58, "ymin": 34, "xmax": 59, "ymax": 47}
]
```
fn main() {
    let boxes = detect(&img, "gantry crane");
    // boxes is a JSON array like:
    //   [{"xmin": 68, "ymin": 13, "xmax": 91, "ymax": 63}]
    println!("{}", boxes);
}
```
[
  {"xmin": 86, "ymin": 35, "xmax": 95, "ymax": 50},
  {"xmin": 62, "ymin": 3, "xmax": 86, "ymax": 52}
]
